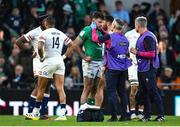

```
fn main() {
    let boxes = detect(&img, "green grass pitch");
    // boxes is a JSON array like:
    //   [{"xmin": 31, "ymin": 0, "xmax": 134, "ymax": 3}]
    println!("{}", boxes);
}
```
[{"xmin": 0, "ymin": 115, "xmax": 180, "ymax": 126}]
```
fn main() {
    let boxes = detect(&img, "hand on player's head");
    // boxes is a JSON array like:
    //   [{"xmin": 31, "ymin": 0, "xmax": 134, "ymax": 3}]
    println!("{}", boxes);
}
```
[{"xmin": 90, "ymin": 22, "xmax": 97, "ymax": 29}]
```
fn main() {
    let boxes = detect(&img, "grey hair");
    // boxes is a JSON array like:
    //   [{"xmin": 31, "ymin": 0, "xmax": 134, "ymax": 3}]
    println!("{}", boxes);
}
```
[
  {"xmin": 135, "ymin": 16, "xmax": 147, "ymax": 28},
  {"xmin": 113, "ymin": 18, "xmax": 124, "ymax": 30}
]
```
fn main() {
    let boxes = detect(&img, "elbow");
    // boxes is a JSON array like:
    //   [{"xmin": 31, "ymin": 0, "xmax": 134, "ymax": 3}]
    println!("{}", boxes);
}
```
[{"xmin": 38, "ymin": 46, "xmax": 42, "ymax": 54}]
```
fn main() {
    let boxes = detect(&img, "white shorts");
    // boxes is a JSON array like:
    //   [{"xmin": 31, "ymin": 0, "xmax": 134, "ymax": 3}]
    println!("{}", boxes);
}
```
[
  {"xmin": 39, "ymin": 57, "xmax": 65, "ymax": 78},
  {"xmin": 82, "ymin": 60, "xmax": 103, "ymax": 79},
  {"xmin": 33, "ymin": 58, "xmax": 42, "ymax": 76},
  {"xmin": 128, "ymin": 62, "xmax": 139, "ymax": 86}
]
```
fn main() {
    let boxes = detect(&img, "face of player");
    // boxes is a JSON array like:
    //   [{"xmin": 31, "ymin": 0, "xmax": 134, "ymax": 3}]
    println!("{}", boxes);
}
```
[
  {"xmin": 102, "ymin": 20, "xmax": 107, "ymax": 30},
  {"xmin": 93, "ymin": 18, "xmax": 103, "ymax": 29},
  {"xmin": 135, "ymin": 22, "xmax": 140, "ymax": 33},
  {"xmin": 110, "ymin": 21, "xmax": 115, "ymax": 32},
  {"xmin": 107, "ymin": 22, "xmax": 113, "ymax": 31},
  {"xmin": 41, "ymin": 19, "xmax": 48, "ymax": 29}
]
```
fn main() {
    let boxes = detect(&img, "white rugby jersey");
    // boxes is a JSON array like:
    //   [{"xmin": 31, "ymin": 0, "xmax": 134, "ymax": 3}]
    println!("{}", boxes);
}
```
[
  {"xmin": 125, "ymin": 29, "xmax": 140, "ymax": 64},
  {"xmin": 24, "ymin": 26, "xmax": 42, "ymax": 58},
  {"xmin": 38, "ymin": 28, "xmax": 71, "ymax": 58}
]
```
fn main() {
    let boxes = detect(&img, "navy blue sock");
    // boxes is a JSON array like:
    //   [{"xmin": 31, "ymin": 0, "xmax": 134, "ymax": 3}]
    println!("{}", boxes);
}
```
[
  {"xmin": 60, "ymin": 104, "xmax": 66, "ymax": 109},
  {"xmin": 28, "ymin": 95, "xmax": 36, "ymax": 113},
  {"xmin": 40, "ymin": 95, "xmax": 49, "ymax": 116},
  {"xmin": 131, "ymin": 110, "xmax": 136, "ymax": 114},
  {"xmin": 35, "ymin": 101, "xmax": 42, "ymax": 109}
]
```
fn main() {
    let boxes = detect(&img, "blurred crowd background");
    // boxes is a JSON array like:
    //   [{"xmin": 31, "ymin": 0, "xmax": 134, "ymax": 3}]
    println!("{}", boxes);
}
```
[{"xmin": 0, "ymin": 0, "xmax": 179, "ymax": 90}]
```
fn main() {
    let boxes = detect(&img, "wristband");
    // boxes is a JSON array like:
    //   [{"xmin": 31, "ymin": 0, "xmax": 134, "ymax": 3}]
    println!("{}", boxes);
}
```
[{"xmin": 62, "ymin": 54, "xmax": 67, "ymax": 60}]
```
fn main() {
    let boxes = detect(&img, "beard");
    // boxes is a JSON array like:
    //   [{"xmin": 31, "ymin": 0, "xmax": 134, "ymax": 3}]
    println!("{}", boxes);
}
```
[{"xmin": 135, "ymin": 28, "xmax": 139, "ymax": 33}]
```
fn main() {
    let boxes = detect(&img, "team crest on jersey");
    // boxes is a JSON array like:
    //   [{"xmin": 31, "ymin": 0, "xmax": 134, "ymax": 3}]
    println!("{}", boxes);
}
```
[
  {"xmin": 119, "ymin": 41, "xmax": 127, "ymax": 46},
  {"xmin": 79, "ymin": 31, "xmax": 85, "ymax": 36},
  {"xmin": 43, "ymin": 71, "xmax": 48, "ymax": 76}
]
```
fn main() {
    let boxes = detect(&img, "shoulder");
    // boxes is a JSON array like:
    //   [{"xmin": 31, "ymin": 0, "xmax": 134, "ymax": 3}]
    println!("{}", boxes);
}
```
[
  {"xmin": 79, "ymin": 26, "xmax": 91, "ymax": 37},
  {"xmin": 126, "ymin": 29, "xmax": 137, "ymax": 34},
  {"xmin": 32, "ymin": 27, "xmax": 42, "ymax": 34},
  {"xmin": 83, "ymin": 26, "xmax": 91, "ymax": 32},
  {"xmin": 122, "ymin": 34, "xmax": 129, "ymax": 42},
  {"xmin": 42, "ymin": 28, "xmax": 53, "ymax": 34}
]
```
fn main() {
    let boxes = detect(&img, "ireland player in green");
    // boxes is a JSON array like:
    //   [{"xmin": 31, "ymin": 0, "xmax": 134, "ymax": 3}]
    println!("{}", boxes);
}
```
[{"xmin": 72, "ymin": 12, "xmax": 104, "ymax": 110}]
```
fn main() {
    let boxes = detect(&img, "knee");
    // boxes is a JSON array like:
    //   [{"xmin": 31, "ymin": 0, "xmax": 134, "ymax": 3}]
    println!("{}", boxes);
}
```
[
  {"xmin": 56, "ymin": 87, "xmax": 64, "ymax": 93},
  {"xmin": 130, "ymin": 94, "xmax": 135, "ymax": 100},
  {"xmin": 98, "ymin": 81, "xmax": 105, "ymax": 90},
  {"xmin": 83, "ymin": 85, "xmax": 91, "ymax": 92},
  {"xmin": 107, "ymin": 90, "xmax": 116, "ymax": 98},
  {"xmin": 130, "ymin": 91, "xmax": 136, "ymax": 98}
]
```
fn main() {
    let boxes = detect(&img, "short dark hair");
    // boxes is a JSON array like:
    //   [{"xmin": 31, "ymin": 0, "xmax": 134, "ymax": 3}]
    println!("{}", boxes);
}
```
[
  {"xmin": 153, "ymin": 2, "xmax": 160, "ymax": 7},
  {"xmin": 133, "ymin": 4, "xmax": 140, "ymax": 8},
  {"xmin": 104, "ymin": 15, "xmax": 114, "ymax": 23},
  {"xmin": 92, "ymin": 12, "xmax": 104, "ymax": 20},
  {"xmin": 115, "ymin": 0, "xmax": 122, "ymax": 5},
  {"xmin": 38, "ymin": 14, "xmax": 49, "ymax": 23},
  {"xmin": 46, "ymin": 16, "xmax": 56, "ymax": 26}
]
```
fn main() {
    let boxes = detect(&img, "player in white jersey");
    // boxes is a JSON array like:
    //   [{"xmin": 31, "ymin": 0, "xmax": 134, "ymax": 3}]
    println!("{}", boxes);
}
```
[
  {"xmin": 25, "ymin": 16, "xmax": 73, "ymax": 121},
  {"xmin": 125, "ymin": 29, "xmax": 144, "ymax": 119},
  {"xmin": 16, "ymin": 15, "xmax": 52, "ymax": 120}
]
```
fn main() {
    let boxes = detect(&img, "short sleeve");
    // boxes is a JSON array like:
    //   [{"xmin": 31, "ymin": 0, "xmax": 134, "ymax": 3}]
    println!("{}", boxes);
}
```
[
  {"xmin": 143, "ymin": 36, "xmax": 155, "ymax": 51},
  {"xmin": 78, "ymin": 27, "xmax": 89, "ymax": 41},
  {"xmin": 24, "ymin": 30, "xmax": 35, "ymax": 42}
]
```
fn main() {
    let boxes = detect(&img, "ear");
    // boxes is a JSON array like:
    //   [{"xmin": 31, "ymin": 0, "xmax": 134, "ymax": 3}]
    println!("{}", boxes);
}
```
[{"xmin": 92, "ymin": 19, "xmax": 95, "ymax": 23}]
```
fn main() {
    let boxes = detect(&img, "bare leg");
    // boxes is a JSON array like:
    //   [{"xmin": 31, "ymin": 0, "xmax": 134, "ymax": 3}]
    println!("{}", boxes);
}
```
[
  {"xmin": 95, "ymin": 76, "xmax": 105, "ymax": 107},
  {"xmin": 129, "ymin": 85, "xmax": 138, "ymax": 111},
  {"xmin": 80, "ymin": 77, "xmax": 93, "ymax": 104},
  {"xmin": 36, "ymin": 76, "xmax": 49, "ymax": 102},
  {"xmin": 53, "ymin": 74, "xmax": 66, "ymax": 104}
]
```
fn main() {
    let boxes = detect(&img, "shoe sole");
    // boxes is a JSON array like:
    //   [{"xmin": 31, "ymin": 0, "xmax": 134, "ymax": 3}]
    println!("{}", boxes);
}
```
[{"xmin": 25, "ymin": 116, "xmax": 39, "ymax": 120}]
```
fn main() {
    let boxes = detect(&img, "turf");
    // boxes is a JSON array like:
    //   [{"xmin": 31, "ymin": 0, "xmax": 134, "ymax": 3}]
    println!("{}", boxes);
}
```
[{"xmin": 0, "ymin": 115, "xmax": 180, "ymax": 126}]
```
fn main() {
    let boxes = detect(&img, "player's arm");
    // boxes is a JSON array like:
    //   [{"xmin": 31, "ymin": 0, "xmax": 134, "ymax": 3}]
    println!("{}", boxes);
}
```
[
  {"xmin": 63, "ymin": 42, "xmax": 73, "ymax": 59},
  {"xmin": 38, "ymin": 36, "xmax": 45, "ymax": 62},
  {"xmin": 72, "ymin": 37, "xmax": 86, "ymax": 59},
  {"xmin": 62, "ymin": 35, "xmax": 73, "ymax": 59},
  {"xmin": 16, "ymin": 30, "xmax": 34, "ymax": 49},
  {"xmin": 92, "ymin": 28, "xmax": 111, "ymax": 43},
  {"xmin": 137, "ymin": 36, "xmax": 156, "ymax": 58},
  {"xmin": 15, "ymin": 36, "xmax": 28, "ymax": 49},
  {"xmin": 72, "ymin": 36, "xmax": 92, "ymax": 62},
  {"xmin": 130, "ymin": 36, "xmax": 155, "ymax": 58}
]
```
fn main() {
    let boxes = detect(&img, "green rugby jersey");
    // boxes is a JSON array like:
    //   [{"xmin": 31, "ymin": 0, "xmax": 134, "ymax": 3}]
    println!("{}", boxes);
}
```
[{"xmin": 79, "ymin": 26, "xmax": 103, "ymax": 61}]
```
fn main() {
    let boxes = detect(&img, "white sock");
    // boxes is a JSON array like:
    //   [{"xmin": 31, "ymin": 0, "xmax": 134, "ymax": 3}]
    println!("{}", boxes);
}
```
[
  {"xmin": 33, "ymin": 108, "xmax": 40, "ymax": 114},
  {"xmin": 60, "ymin": 108, "xmax": 66, "ymax": 116}
]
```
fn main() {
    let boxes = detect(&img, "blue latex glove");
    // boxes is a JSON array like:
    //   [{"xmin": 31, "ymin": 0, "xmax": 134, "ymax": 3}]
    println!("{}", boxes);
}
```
[{"xmin": 90, "ymin": 22, "xmax": 97, "ymax": 29}]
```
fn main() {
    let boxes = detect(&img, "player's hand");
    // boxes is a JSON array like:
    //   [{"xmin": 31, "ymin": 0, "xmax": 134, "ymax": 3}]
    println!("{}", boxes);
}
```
[
  {"xmin": 62, "ymin": 54, "xmax": 67, "ymax": 60},
  {"xmin": 130, "ymin": 47, "xmax": 137, "ymax": 55},
  {"xmin": 84, "ymin": 56, "xmax": 92, "ymax": 62},
  {"xmin": 101, "ymin": 66, "xmax": 106, "ymax": 75},
  {"xmin": 31, "ymin": 51, "xmax": 37, "ymax": 58},
  {"xmin": 90, "ymin": 22, "xmax": 97, "ymax": 29},
  {"xmin": 40, "ymin": 57, "xmax": 45, "ymax": 62}
]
